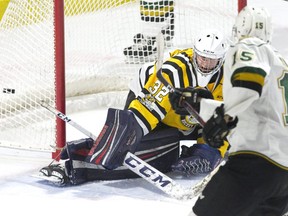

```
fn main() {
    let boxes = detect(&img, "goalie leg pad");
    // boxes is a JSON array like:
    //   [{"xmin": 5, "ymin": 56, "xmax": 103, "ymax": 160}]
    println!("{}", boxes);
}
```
[
  {"xmin": 62, "ymin": 126, "xmax": 180, "ymax": 184},
  {"xmin": 59, "ymin": 138, "xmax": 94, "ymax": 185},
  {"xmin": 60, "ymin": 138, "xmax": 94, "ymax": 160},
  {"xmin": 86, "ymin": 108, "xmax": 143, "ymax": 170},
  {"xmin": 64, "ymin": 160, "xmax": 90, "ymax": 185}
]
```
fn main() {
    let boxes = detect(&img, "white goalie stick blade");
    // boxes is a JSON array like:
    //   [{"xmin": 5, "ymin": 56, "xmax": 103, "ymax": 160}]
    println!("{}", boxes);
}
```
[
  {"xmin": 156, "ymin": 32, "xmax": 165, "ymax": 70},
  {"xmin": 155, "ymin": 32, "xmax": 174, "ymax": 92},
  {"xmin": 41, "ymin": 102, "xmax": 220, "ymax": 199}
]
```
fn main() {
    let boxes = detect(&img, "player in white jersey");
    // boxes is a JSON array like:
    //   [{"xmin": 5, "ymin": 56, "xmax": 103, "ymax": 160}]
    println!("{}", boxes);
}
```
[{"xmin": 188, "ymin": 6, "xmax": 288, "ymax": 216}]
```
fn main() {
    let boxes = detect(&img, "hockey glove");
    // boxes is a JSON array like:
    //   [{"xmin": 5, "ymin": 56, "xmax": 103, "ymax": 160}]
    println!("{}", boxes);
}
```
[
  {"xmin": 203, "ymin": 104, "xmax": 238, "ymax": 148},
  {"xmin": 169, "ymin": 86, "xmax": 213, "ymax": 115},
  {"xmin": 171, "ymin": 144, "xmax": 222, "ymax": 176}
]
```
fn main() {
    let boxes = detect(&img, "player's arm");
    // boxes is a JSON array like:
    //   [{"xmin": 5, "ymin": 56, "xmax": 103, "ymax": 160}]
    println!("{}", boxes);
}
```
[
  {"xmin": 128, "ymin": 66, "xmax": 172, "ymax": 133},
  {"xmin": 203, "ymin": 41, "xmax": 269, "ymax": 148},
  {"xmin": 224, "ymin": 44, "xmax": 268, "ymax": 118},
  {"xmin": 128, "ymin": 50, "xmax": 194, "ymax": 133}
]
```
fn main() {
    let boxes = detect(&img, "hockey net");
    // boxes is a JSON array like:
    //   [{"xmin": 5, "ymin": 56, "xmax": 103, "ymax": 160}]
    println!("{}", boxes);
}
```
[{"xmin": 0, "ymin": 0, "xmax": 246, "ymax": 155}]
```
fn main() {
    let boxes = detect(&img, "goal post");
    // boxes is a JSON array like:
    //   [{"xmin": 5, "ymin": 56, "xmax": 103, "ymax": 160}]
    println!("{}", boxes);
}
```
[
  {"xmin": 238, "ymin": 0, "xmax": 247, "ymax": 12},
  {"xmin": 0, "ymin": 0, "xmax": 61, "ymax": 157},
  {"xmin": 54, "ymin": 0, "xmax": 66, "ymax": 159},
  {"xmin": 0, "ymin": 0, "xmax": 247, "ymax": 158}
]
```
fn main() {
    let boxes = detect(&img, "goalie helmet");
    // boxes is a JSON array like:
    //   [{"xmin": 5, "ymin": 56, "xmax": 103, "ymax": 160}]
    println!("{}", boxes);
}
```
[
  {"xmin": 193, "ymin": 29, "xmax": 227, "ymax": 87},
  {"xmin": 234, "ymin": 6, "xmax": 272, "ymax": 43}
]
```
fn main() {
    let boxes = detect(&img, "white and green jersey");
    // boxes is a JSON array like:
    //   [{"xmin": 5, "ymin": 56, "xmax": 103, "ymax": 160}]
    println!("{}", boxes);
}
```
[{"xmin": 223, "ymin": 37, "xmax": 288, "ymax": 169}]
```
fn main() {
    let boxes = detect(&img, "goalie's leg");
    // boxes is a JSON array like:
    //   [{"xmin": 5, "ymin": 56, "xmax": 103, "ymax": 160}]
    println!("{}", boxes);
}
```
[
  {"xmin": 72, "ymin": 126, "xmax": 180, "ymax": 184},
  {"xmin": 36, "ymin": 138, "xmax": 94, "ymax": 186},
  {"xmin": 70, "ymin": 126, "xmax": 180, "ymax": 184},
  {"xmin": 86, "ymin": 108, "xmax": 144, "ymax": 170}
]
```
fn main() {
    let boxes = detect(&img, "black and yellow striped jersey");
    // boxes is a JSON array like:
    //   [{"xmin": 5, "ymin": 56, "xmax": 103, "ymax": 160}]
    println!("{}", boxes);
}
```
[
  {"xmin": 128, "ymin": 48, "xmax": 229, "ymax": 156},
  {"xmin": 128, "ymin": 48, "xmax": 223, "ymax": 132}
]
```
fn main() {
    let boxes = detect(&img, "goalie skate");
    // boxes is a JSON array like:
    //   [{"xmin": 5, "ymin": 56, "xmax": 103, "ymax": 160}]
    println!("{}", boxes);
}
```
[{"xmin": 32, "ymin": 164, "xmax": 69, "ymax": 187}]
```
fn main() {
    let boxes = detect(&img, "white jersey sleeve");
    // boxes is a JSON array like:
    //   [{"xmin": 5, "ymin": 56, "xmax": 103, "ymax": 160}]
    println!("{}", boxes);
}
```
[
  {"xmin": 223, "ymin": 38, "xmax": 272, "ymax": 117},
  {"xmin": 199, "ymin": 98, "xmax": 222, "ymax": 122},
  {"xmin": 223, "ymin": 37, "xmax": 288, "ymax": 169}
]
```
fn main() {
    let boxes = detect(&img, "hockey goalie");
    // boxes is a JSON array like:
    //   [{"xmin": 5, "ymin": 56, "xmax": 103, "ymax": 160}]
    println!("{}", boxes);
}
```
[{"xmin": 36, "ymin": 27, "xmax": 230, "ymax": 187}]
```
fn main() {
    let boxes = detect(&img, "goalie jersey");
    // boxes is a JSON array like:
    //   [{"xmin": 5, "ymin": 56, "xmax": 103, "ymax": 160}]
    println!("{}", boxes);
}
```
[{"xmin": 128, "ymin": 48, "xmax": 223, "ymax": 136}]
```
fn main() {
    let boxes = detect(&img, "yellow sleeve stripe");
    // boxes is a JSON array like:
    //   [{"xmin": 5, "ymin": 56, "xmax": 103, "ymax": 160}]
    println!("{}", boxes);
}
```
[
  {"xmin": 233, "ymin": 72, "xmax": 265, "ymax": 86},
  {"xmin": 218, "ymin": 141, "xmax": 230, "ymax": 158},
  {"xmin": 231, "ymin": 66, "xmax": 267, "ymax": 96}
]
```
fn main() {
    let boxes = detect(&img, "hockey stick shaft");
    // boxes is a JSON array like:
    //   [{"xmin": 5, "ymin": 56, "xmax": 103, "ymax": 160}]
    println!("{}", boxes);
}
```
[
  {"xmin": 40, "ymin": 101, "xmax": 97, "ymax": 140},
  {"xmin": 155, "ymin": 33, "xmax": 206, "ymax": 127}
]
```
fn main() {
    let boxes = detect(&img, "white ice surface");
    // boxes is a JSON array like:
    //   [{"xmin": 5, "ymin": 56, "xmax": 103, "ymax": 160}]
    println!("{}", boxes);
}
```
[
  {"xmin": 0, "ymin": 109, "xmax": 201, "ymax": 216},
  {"xmin": 0, "ymin": 0, "xmax": 287, "ymax": 215}
]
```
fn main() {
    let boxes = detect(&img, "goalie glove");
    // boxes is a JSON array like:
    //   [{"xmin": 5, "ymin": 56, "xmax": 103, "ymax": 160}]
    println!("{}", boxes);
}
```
[
  {"xmin": 169, "ymin": 86, "xmax": 213, "ymax": 116},
  {"xmin": 171, "ymin": 144, "xmax": 222, "ymax": 176},
  {"xmin": 203, "ymin": 104, "xmax": 238, "ymax": 148}
]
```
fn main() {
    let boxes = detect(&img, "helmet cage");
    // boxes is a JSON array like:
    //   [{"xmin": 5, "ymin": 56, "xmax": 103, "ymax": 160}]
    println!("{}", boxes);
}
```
[
  {"xmin": 193, "ymin": 47, "xmax": 225, "ymax": 77},
  {"xmin": 192, "ymin": 30, "xmax": 226, "ymax": 86}
]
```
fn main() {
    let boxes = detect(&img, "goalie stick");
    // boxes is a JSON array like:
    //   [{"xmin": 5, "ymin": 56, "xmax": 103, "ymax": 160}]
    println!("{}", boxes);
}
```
[
  {"xmin": 40, "ymin": 100, "xmax": 97, "ymax": 140},
  {"xmin": 40, "ymin": 101, "xmax": 223, "ymax": 200}
]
